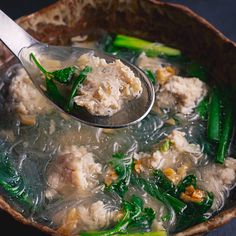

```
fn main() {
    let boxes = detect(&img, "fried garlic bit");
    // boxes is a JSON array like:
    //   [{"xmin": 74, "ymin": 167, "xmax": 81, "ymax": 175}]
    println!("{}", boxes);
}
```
[
  {"xmin": 156, "ymin": 66, "xmax": 176, "ymax": 85},
  {"xmin": 104, "ymin": 166, "xmax": 118, "ymax": 186},
  {"xmin": 163, "ymin": 165, "xmax": 188, "ymax": 185},
  {"xmin": 134, "ymin": 159, "xmax": 142, "ymax": 174},
  {"xmin": 163, "ymin": 168, "xmax": 180, "ymax": 184},
  {"xmin": 180, "ymin": 185, "xmax": 205, "ymax": 203}
]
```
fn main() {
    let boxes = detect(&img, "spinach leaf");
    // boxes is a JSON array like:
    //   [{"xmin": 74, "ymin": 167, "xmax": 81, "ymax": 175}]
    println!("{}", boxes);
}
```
[
  {"xmin": 45, "ymin": 77, "xmax": 65, "ymax": 107},
  {"xmin": 107, "ymin": 152, "xmax": 133, "ymax": 197},
  {"xmin": 99, "ymin": 34, "xmax": 140, "ymax": 62},
  {"xmin": 0, "ymin": 154, "xmax": 33, "ymax": 208},
  {"xmin": 80, "ymin": 195, "xmax": 157, "ymax": 236},
  {"xmin": 174, "ymin": 192, "xmax": 213, "ymax": 232},
  {"xmin": 112, "ymin": 232, "xmax": 166, "ymax": 236},
  {"xmin": 153, "ymin": 170, "xmax": 176, "ymax": 195},
  {"xmin": 131, "ymin": 175, "xmax": 186, "ymax": 215},
  {"xmin": 66, "ymin": 66, "xmax": 92, "ymax": 111},
  {"xmin": 114, "ymin": 34, "xmax": 181, "ymax": 57},
  {"xmin": 30, "ymin": 53, "xmax": 91, "ymax": 111},
  {"xmin": 197, "ymin": 96, "xmax": 209, "ymax": 120},
  {"xmin": 128, "ymin": 207, "xmax": 156, "ymax": 232},
  {"xmin": 50, "ymin": 66, "xmax": 76, "ymax": 84},
  {"xmin": 216, "ymin": 94, "xmax": 234, "ymax": 164},
  {"xmin": 30, "ymin": 53, "xmax": 49, "ymax": 77},
  {"xmin": 30, "ymin": 53, "xmax": 75, "ymax": 84},
  {"xmin": 173, "ymin": 175, "xmax": 214, "ymax": 232},
  {"xmin": 176, "ymin": 175, "xmax": 197, "ymax": 196},
  {"xmin": 186, "ymin": 61, "xmax": 207, "ymax": 82},
  {"xmin": 145, "ymin": 70, "xmax": 156, "ymax": 85},
  {"xmin": 207, "ymin": 88, "xmax": 221, "ymax": 142},
  {"xmin": 100, "ymin": 34, "xmax": 120, "ymax": 54},
  {"xmin": 105, "ymin": 149, "xmax": 213, "ymax": 234}
]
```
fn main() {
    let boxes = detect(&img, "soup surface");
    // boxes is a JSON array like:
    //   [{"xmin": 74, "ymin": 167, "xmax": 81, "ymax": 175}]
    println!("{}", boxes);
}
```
[{"xmin": 0, "ymin": 33, "xmax": 235, "ymax": 235}]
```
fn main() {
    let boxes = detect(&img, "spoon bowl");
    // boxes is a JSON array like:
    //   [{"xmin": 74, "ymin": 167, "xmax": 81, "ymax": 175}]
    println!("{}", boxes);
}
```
[{"xmin": 0, "ymin": 10, "xmax": 155, "ymax": 128}]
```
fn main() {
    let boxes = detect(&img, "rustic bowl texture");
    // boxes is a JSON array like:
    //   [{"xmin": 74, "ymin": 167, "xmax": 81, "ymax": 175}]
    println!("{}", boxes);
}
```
[{"xmin": 0, "ymin": 0, "xmax": 236, "ymax": 235}]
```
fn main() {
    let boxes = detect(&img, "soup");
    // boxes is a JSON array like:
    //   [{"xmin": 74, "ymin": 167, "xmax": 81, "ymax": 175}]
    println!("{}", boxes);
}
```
[{"xmin": 0, "ymin": 33, "xmax": 235, "ymax": 235}]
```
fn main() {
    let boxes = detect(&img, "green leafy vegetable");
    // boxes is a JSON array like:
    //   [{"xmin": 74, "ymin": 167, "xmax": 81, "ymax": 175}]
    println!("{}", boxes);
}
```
[
  {"xmin": 113, "ymin": 34, "xmax": 181, "ymax": 57},
  {"xmin": 131, "ymin": 175, "xmax": 186, "ymax": 214},
  {"xmin": 108, "ymin": 153, "xmax": 186, "ymax": 214},
  {"xmin": 176, "ymin": 175, "xmax": 197, "ymax": 196},
  {"xmin": 105, "ymin": 149, "xmax": 213, "ymax": 234},
  {"xmin": 173, "ymin": 175, "xmax": 214, "ymax": 232},
  {"xmin": 198, "ymin": 192, "xmax": 214, "ymax": 211},
  {"xmin": 101, "ymin": 34, "xmax": 121, "ymax": 54},
  {"xmin": 145, "ymin": 70, "xmax": 156, "ymax": 85},
  {"xmin": 186, "ymin": 61, "xmax": 207, "ymax": 81},
  {"xmin": 50, "ymin": 67, "xmax": 76, "ymax": 84},
  {"xmin": 204, "ymin": 87, "xmax": 234, "ymax": 164},
  {"xmin": 152, "ymin": 172, "xmax": 214, "ymax": 232},
  {"xmin": 174, "ymin": 192, "xmax": 213, "ymax": 232},
  {"xmin": 197, "ymin": 96, "xmax": 209, "ymax": 120},
  {"xmin": 30, "ymin": 53, "xmax": 75, "ymax": 84},
  {"xmin": 45, "ymin": 77, "xmax": 65, "ymax": 107},
  {"xmin": 66, "ymin": 66, "xmax": 92, "ymax": 111},
  {"xmin": 0, "ymin": 154, "xmax": 33, "ymax": 207},
  {"xmin": 80, "ymin": 195, "xmax": 156, "ymax": 236},
  {"xmin": 216, "ymin": 96, "xmax": 234, "ymax": 164},
  {"xmin": 99, "ymin": 34, "xmax": 139, "ymax": 62},
  {"xmin": 30, "ymin": 53, "xmax": 92, "ymax": 112},
  {"xmin": 207, "ymin": 88, "xmax": 221, "ymax": 142},
  {"xmin": 114, "ymin": 232, "xmax": 167, "ymax": 236},
  {"xmin": 153, "ymin": 170, "xmax": 176, "ymax": 195},
  {"xmin": 30, "ymin": 53, "xmax": 49, "ymax": 76},
  {"xmin": 200, "ymin": 139, "xmax": 216, "ymax": 157},
  {"xmin": 159, "ymin": 139, "xmax": 172, "ymax": 153},
  {"xmin": 161, "ymin": 214, "xmax": 171, "ymax": 222},
  {"xmin": 107, "ymin": 153, "xmax": 133, "ymax": 197}
]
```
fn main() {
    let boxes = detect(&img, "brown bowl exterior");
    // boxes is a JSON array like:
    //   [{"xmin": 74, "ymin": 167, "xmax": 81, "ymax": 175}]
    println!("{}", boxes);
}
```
[{"xmin": 0, "ymin": 0, "xmax": 236, "ymax": 235}]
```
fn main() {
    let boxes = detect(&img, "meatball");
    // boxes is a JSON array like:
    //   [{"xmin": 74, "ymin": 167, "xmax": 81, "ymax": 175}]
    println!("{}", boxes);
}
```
[
  {"xmin": 57, "ymin": 201, "xmax": 117, "ymax": 235},
  {"xmin": 74, "ymin": 53, "xmax": 143, "ymax": 116},
  {"xmin": 157, "ymin": 76, "xmax": 208, "ymax": 114},
  {"xmin": 46, "ymin": 146, "xmax": 102, "ymax": 198},
  {"xmin": 9, "ymin": 68, "xmax": 52, "ymax": 125}
]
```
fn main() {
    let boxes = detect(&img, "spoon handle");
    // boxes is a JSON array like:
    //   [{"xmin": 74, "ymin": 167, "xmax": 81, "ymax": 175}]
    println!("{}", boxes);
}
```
[{"xmin": 0, "ymin": 10, "xmax": 38, "ymax": 57}]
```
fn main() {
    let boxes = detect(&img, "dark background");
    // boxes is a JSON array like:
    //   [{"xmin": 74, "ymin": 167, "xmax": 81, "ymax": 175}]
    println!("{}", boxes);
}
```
[{"xmin": 0, "ymin": 0, "xmax": 235, "ymax": 235}]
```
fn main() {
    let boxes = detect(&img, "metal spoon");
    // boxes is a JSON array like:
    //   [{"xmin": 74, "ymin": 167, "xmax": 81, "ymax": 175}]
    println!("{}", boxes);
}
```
[{"xmin": 0, "ymin": 10, "xmax": 154, "ymax": 128}]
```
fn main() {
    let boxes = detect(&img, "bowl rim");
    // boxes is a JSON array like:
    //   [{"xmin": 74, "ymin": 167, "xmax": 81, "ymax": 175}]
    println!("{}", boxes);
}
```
[{"xmin": 0, "ymin": 1, "xmax": 236, "ymax": 236}]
